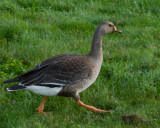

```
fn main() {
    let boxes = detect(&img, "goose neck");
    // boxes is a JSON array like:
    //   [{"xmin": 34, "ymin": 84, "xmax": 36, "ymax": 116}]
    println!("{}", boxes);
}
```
[{"xmin": 89, "ymin": 29, "xmax": 103, "ymax": 59}]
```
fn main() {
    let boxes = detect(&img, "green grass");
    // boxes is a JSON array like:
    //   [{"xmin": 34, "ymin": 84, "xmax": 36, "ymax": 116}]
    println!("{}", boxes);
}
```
[{"xmin": 0, "ymin": 0, "xmax": 160, "ymax": 127}]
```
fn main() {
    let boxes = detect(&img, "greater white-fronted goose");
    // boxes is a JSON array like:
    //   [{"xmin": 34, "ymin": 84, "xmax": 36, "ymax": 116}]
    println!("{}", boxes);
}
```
[{"xmin": 4, "ymin": 21, "xmax": 122, "ymax": 114}]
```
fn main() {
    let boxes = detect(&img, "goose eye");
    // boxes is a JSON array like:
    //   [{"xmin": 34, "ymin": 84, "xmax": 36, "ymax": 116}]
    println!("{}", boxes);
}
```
[{"xmin": 108, "ymin": 24, "xmax": 112, "ymax": 27}]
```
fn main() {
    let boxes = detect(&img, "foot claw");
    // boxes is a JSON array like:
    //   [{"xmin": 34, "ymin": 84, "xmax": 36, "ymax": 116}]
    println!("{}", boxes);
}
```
[
  {"xmin": 104, "ymin": 110, "xmax": 110, "ymax": 113},
  {"xmin": 96, "ymin": 109, "xmax": 110, "ymax": 113},
  {"xmin": 39, "ymin": 111, "xmax": 47, "ymax": 114},
  {"xmin": 36, "ymin": 108, "xmax": 47, "ymax": 114}
]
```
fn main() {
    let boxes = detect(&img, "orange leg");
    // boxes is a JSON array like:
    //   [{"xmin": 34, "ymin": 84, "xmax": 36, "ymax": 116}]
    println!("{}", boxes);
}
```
[
  {"xmin": 36, "ymin": 96, "xmax": 48, "ymax": 114},
  {"xmin": 76, "ymin": 100, "xmax": 110, "ymax": 113}
]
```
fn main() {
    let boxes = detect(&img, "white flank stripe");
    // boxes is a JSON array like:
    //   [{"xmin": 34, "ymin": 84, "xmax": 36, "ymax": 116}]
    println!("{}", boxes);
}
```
[
  {"xmin": 26, "ymin": 85, "xmax": 62, "ymax": 96},
  {"xmin": 18, "ymin": 83, "xmax": 24, "ymax": 86},
  {"xmin": 39, "ymin": 83, "xmax": 64, "ymax": 86}
]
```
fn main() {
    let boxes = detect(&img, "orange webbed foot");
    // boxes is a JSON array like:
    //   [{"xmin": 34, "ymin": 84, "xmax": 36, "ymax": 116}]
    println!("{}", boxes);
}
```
[{"xmin": 76, "ymin": 100, "xmax": 110, "ymax": 113}]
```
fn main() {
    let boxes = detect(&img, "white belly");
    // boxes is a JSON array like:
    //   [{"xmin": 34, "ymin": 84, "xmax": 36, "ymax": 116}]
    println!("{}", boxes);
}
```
[{"xmin": 26, "ymin": 85, "xmax": 62, "ymax": 96}]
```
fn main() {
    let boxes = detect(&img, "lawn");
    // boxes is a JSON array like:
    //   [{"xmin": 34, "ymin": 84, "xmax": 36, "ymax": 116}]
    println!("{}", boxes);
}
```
[{"xmin": 0, "ymin": 0, "xmax": 160, "ymax": 127}]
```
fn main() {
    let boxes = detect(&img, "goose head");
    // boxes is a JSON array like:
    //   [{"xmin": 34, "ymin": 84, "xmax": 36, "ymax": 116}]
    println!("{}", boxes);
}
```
[{"xmin": 98, "ymin": 21, "xmax": 123, "ymax": 35}]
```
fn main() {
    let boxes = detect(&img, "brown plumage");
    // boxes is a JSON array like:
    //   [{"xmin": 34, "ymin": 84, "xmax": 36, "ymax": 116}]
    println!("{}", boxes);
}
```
[{"xmin": 4, "ymin": 21, "xmax": 122, "ymax": 114}]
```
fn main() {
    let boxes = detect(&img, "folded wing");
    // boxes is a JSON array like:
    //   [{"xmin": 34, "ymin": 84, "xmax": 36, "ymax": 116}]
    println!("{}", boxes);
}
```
[{"xmin": 4, "ymin": 54, "xmax": 91, "ymax": 88}]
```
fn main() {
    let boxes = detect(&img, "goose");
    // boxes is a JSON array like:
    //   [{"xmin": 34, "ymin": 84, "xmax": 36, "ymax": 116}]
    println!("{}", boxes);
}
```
[{"xmin": 4, "ymin": 21, "xmax": 122, "ymax": 114}]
